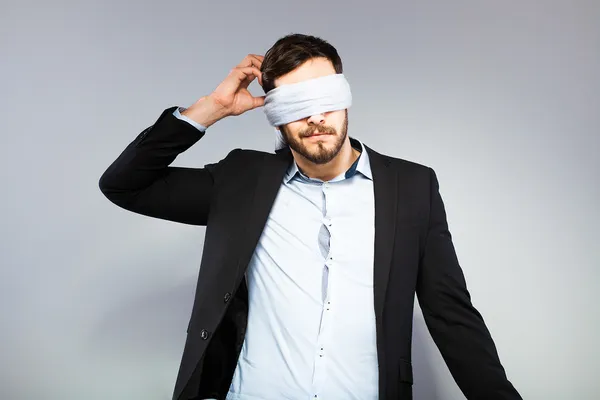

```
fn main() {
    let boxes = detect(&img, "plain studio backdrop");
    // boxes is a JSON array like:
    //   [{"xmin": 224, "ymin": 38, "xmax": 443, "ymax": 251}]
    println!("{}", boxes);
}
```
[{"xmin": 1, "ymin": 1, "xmax": 599, "ymax": 399}]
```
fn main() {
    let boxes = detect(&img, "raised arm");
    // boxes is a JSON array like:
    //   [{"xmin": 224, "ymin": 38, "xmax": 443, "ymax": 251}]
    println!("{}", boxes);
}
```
[
  {"xmin": 98, "ymin": 105, "xmax": 230, "ymax": 225},
  {"xmin": 99, "ymin": 54, "xmax": 266, "ymax": 225}
]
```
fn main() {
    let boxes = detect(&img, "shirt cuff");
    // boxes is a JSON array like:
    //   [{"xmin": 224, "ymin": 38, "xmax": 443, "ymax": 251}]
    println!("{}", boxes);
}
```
[{"xmin": 173, "ymin": 107, "xmax": 208, "ymax": 131}]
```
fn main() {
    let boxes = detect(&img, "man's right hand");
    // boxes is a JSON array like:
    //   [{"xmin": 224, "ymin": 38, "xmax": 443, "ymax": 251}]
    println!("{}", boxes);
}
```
[{"xmin": 182, "ymin": 54, "xmax": 265, "ymax": 128}]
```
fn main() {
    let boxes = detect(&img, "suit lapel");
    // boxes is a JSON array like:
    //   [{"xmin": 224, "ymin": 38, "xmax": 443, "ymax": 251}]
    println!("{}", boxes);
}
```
[
  {"xmin": 364, "ymin": 145, "xmax": 398, "ymax": 398},
  {"xmin": 233, "ymin": 149, "xmax": 293, "ymax": 282},
  {"xmin": 365, "ymin": 145, "xmax": 398, "ymax": 321}
]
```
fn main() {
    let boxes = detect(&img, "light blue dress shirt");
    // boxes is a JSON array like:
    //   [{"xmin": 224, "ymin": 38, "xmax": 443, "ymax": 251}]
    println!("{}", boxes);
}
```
[
  {"xmin": 174, "ymin": 107, "xmax": 208, "ymax": 131},
  {"xmin": 174, "ymin": 108, "xmax": 379, "ymax": 400}
]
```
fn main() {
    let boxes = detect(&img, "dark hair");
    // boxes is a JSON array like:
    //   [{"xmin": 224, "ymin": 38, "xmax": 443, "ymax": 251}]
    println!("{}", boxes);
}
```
[{"xmin": 261, "ymin": 33, "xmax": 343, "ymax": 93}]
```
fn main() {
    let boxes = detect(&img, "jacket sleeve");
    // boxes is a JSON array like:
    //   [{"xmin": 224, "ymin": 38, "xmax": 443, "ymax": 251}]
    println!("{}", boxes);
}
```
[
  {"xmin": 416, "ymin": 168, "xmax": 522, "ymax": 399},
  {"xmin": 98, "ymin": 106, "xmax": 236, "ymax": 226}
]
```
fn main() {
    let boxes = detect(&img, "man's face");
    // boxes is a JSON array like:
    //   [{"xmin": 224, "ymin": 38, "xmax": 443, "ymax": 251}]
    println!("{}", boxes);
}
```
[{"xmin": 275, "ymin": 57, "xmax": 349, "ymax": 165}]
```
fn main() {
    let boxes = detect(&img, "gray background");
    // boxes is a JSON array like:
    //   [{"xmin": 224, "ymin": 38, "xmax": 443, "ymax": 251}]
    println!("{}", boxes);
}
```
[{"xmin": 1, "ymin": 0, "xmax": 599, "ymax": 399}]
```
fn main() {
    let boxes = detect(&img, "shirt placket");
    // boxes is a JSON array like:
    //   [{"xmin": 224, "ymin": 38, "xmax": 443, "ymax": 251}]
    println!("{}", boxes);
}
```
[{"xmin": 311, "ymin": 181, "xmax": 335, "ymax": 399}]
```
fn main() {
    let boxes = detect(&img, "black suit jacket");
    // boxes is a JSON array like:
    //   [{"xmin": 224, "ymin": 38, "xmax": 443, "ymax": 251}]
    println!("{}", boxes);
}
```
[{"xmin": 99, "ymin": 107, "xmax": 522, "ymax": 400}]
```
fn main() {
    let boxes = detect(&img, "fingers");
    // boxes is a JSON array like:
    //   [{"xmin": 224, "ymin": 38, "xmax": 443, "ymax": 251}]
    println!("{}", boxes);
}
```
[
  {"xmin": 237, "ymin": 54, "xmax": 264, "ymax": 70},
  {"xmin": 211, "ymin": 55, "xmax": 266, "ymax": 114},
  {"xmin": 217, "ymin": 65, "xmax": 263, "ymax": 101},
  {"xmin": 234, "ymin": 54, "xmax": 264, "ymax": 90},
  {"xmin": 231, "ymin": 66, "xmax": 263, "ymax": 87}
]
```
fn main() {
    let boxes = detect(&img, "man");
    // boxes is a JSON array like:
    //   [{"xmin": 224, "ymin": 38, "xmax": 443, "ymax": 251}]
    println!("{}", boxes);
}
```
[{"xmin": 99, "ymin": 34, "xmax": 521, "ymax": 400}]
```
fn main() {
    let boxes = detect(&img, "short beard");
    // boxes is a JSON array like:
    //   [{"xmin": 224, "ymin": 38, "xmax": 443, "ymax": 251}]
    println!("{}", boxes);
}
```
[{"xmin": 280, "ymin": 110, "xmax": 349, "ymax": 165}]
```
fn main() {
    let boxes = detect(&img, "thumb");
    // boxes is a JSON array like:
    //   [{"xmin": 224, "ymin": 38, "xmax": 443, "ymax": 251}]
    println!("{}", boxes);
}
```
[{"xmin": 252, "ymin": 96, "xmax": 265, "ymax": 109}]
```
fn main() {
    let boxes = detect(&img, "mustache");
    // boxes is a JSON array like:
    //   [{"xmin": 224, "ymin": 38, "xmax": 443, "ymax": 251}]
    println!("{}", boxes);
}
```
[{"xmin": 301, "ymin": 126, "xmax": 336, "ymax": 137}]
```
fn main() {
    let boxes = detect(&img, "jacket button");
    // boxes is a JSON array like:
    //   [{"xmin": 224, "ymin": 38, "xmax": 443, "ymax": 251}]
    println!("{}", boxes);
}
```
[
  {"xmin": 200, "ymin": 329, "xmax": 210, "ymax": 340},
  {"xmin": 224, "ymin": 292, "xmax": 232, "ymax": 303}
]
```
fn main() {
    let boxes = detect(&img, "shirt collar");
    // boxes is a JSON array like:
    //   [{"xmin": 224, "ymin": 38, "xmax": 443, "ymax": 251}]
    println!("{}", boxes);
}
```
[{"xmin": 284, "ymin": 137, "xmax": 373, "ymax": 183}]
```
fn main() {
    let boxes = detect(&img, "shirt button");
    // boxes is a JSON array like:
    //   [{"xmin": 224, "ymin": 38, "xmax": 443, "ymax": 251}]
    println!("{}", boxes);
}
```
[
  {"xmin": 224, "ymin": 292, "xmax": 231, "ymax": 303},
  {"xmin": 200, "ymin": 329, "xmax": 210, "ymax": 340}
]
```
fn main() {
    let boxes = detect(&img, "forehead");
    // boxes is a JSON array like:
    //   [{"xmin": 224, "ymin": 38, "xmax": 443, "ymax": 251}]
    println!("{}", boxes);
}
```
[{"xmin": 274, "ymin": 57, "xmax": 337, "ymax": 87}]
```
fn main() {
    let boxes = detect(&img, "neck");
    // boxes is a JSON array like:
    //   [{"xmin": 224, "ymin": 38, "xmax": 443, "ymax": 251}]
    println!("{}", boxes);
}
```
[{"xmin": 293, "ymin": 138, "xmax": 359, "ymax": 181}]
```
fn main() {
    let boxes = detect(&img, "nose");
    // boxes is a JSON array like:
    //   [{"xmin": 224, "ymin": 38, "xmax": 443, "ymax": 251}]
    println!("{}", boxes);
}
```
[{"xmin": 306, "ymin": 113, "xmax": 326, "ymax": 125}]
